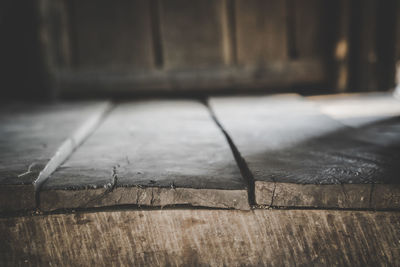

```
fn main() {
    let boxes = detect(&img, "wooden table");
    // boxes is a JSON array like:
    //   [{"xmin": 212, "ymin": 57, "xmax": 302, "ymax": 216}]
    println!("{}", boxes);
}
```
[{"xmin": 1, "ymin": 92, "xmax": 400, "ymax": 266}]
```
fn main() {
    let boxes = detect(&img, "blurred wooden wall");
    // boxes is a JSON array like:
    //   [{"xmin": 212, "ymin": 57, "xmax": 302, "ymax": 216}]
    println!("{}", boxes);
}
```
[{"xmin": 1, "ymin": 0, "xmax": 399, "ymax": 99}]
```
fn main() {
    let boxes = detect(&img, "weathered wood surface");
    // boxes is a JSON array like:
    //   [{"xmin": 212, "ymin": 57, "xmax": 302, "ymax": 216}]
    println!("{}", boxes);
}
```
[
  {"xmin": 332, "ymin": 0, "xmax": 351, "ymax": 92},
  {"xmin": 292, "ymin": 0, "xmax": 324, "ymax": 58},
  {"xmin": 351, "ymin": 0, "xmax": 379, "ymax": 91},
  {"xmin": 235, "ymin": 0, "xmax": 288, "ymax": 64},
  {"xmin": 72, "ymin": 0, "xmax": 154, "ymax": 70},
  {"xmin": 210, "ymin": 94, "xmax": 400, "ymax": 208},
  {"xmin": 0, "ymin": 102, "xmax": 111, "ymax": 212},
  {"xmin": 1, "ymin": 209, "xmax": 399, "ymax": 266},
  {"xmin": 311, "ymin": 93, "xmax": 400, "ymax": 209},
  {"xmin": 309, "ymin": 92, "xmax": 400, "ymax": 127},
  {"xmin": 40, "ymin": 100, "xmax": 249, "ymax": 211},
  {"xmin": 58, "ymin": 59, "xmax": 326, "ymax": 94},
  {"xmin": 158, "ymin": 0, "xmax": 226, "ymax": 69}
]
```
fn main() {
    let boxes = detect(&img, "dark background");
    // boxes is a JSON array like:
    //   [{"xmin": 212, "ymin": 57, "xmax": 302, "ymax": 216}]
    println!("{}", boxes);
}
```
[{"xmin": 1, "ymin": 0, "xmax": 399, "ymax": 101}]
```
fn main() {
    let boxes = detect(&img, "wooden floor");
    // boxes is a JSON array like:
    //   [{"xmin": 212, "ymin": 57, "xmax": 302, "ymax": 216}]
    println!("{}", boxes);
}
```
[
  {"xmin": 1, "ymin": 92, "xmax": 400, "ymax": 266},
  {"xmin": 2, "ymin": 209, "xmax": 400, "ymax": 266}
]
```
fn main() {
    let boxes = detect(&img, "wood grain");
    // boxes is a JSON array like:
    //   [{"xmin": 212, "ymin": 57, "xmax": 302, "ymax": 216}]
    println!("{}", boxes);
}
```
[
  {"xmin": 351, "ymin": 0, "xmax": 379, "ymax": 91},
  {"xmin": 58, "ymin": 59, "xmax": 326, "ymax": 94},
  {"xmin": 0, "ymin": 102, "xmax": 111, "ymax": 212},
  {"xmin": 235, "ymin": 0, "xmax": 288, "ymax": 65},
  {"xmin": 210, "ymin": 94, "xmax": 400, "ymax": 208},
  {"xmin": 40, "ymin": 100, "xmax": 249, "ymax": 211},
  {"xmin": 1, "ymin": 209, "xmax": 399, "ymax": 266},
  {"xmin": 158, "ymin": 0, "xmax": 226, "ymax": 69},
  {"xmin": 292, "ymin": 0, "xmax": 324, "ymax": 58},
  {"xmin": 71, "ymin": 0, "xmax": 154, "ymax": 70}
]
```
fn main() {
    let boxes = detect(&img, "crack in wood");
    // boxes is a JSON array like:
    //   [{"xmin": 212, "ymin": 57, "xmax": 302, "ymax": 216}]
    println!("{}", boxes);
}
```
[
  {"xmin": 270, "ymin": 182, "xmax": 277, "ymax": 207},
  {"xmin": 205, "ymin": 99, "xmax": 255, "ymax": 206},
  {"xmin": 369, "ymin": 183, "xmax": 375, "ymax": 209},
  {"xmin": 35, "ymin": 102, "xmax": 114, "ymax": 210}
]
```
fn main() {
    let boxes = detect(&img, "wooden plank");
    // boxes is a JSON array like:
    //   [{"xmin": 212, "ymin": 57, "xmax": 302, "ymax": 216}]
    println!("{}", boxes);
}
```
[
  {"xmin": 396, "ymin": 0, "xmax": 400, "ymax": 68},
  {"xmin": 210, "ymin": 94, "xmax": 400, "ymax": 209},
  {"xmin": 309, "ymin": 92, "xmax": 400, "ymax": 127},
  {"xmin": 0, "ymin": 102, "xmax": 111, "ymax": 212},
  {"xmin": 292, "ymin": 0, "xmax": 324, "ymax": 58},
  {"xmin": 58, "ymin": 59, "xmax": 326, "ymax": 95},
  {"xmin": 158, "ymin": 0, "xmax": 226, "ymax": 69},
  {"xmin": 40, "ymin": 100, "xmax": 249, "ymax": 211},
  {"xmin": 351, "ymin": 0, "xmax": 379, "ymax": 91},
  {"xmin": 36, "ymin": 0, "xmax": 74, "ymax": 98},
  {"xmin": 333, "ymin": 0, "xmax": 351, "ymax": 92},
  {"xmin": 311, "ymin": 93, "xmax": 400, "ymax": 209},
  {"xmin": 37, "ymin": 0, "xmax": 72, "ymax": 69},
  {"xmin": 1, "ymin": 209, "xmax": 400, "ymax": 266},
  {"xmin": 235, "ymin": 0, "xmax": 288, "ymax": 65},
  {"xmin": 71, "ymin": 0, "xmax": 154, "ymax": 70}
]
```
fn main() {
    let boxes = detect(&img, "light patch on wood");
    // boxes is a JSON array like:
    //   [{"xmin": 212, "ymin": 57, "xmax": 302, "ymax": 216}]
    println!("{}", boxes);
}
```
[{"xmin": 1, "ymin": 209, "xmax": 399, "ymax": 266}]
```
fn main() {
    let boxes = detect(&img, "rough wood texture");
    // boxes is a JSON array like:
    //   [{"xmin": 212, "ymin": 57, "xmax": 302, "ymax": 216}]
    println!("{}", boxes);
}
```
[
  {"xmin": 210, "ymin": 94, "xmax": 400, "ymax": 208},
  {"xmin": 0, "ymin": 102, "xmax": 111, "ymax": 212},
  {"xmin": 309, "ymin": 92, "xmax": 400, "ymax": 127},
  {"xmin": 158, "ymin": 0, "xmax": 226, "ymax": 69},
  {"xmin": 40, "ymin": 100, "xmax": 249, "ymax": 211},
  {"xmin": 71, "ymin": 0, "xmax": 154, "ymax": 70},
  {"xmin": 235, "ymin": 0, "xmax": 288, "ymax": 64},
  {"xmin": 1, "ymin": 209, "xmax": 399, "ymax": 266},
  {"xmin": 311, "ymin": 93, "xmax": 400, "ymax": 209}
]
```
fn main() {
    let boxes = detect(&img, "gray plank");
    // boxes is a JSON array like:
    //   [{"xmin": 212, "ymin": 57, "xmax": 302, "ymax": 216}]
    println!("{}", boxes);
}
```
[
  {"xmin": 210, "ymin": 94, "xmax": 400, "ymax": 209},
  {"xmin": 0, "ymin": 102, "xmax": 111, "ymax": 212},
  {"xmin": 311, "ymin": 93, "xmax": 400, "ymax": 209},
  {"xmin": 309, "ymin": 92, "xmax": 400, "ymax": 127},
  {"xmin": 40, "ymin": 100, "xmax": 249, "ymax": 211}
]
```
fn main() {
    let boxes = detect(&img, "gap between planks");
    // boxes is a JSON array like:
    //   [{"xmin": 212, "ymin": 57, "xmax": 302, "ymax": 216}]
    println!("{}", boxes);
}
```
[
  {"xmin": 34, "ymin": 102, "xmax": 114, "ymax": 208},
  {"xmin": 204, "ymin": 99, "xmax": 256, "ymax": 206}
]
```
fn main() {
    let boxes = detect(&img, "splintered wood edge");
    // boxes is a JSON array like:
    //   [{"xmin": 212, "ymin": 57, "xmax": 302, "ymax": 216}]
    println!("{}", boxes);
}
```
[
  {"xmin": 34, "ymin": 102, "xmax": 113, "ymax": 191},
  {"xmin": 40, "ymin": 187, "xmax": 250, "ymax": 212},
  {"xmin": 0, "ymin": 102, "xmax": 112, "ymax": 212},
  {"xmin": 255, "ymin": 181, "xmax": 400, "ymax": 209}
]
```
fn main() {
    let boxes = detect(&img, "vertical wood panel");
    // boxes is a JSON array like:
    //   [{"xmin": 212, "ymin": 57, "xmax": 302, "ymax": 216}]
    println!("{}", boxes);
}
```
[
  {"xmin": 292, "ymin": 0, "xmax": 324, "ymax": 58},
  {"xmin": 220, "ymin": 0, "xmax": 236, "ymax": 66},
  {"xmin": 395, "ymin": 0, "xmax": 400, "ymax": 89},
  {"xmin": 159, "ymin": 0, "xmax": 226, "ymax": 69},
  {"xmin": 396, "ymin": 0, "xmax": 400, "ymax": 62},
  {"xmin": 350, "ymin": 0, "xmax": 378, "ymax": 91},
  {"xmin": 38, "ymin": 0, "xmax": 72, "ymax": 69},
  {"xmin": 72, "ymin": 0, "xmax": 154, "ymax": 71},
  {"xmin": 334, "ymin": 0, "xmax": 351, "ymax": 91},
  {"xmin": 376, "ymin": 0, "xmax": 397, "ymax": 91},
  {"xmin": 235, "ymin": 0, "xmax": 288, "ymax": 65},
  {"xmin": 37, "ymin": 0, "xmax": 74, "ymax": 99}
]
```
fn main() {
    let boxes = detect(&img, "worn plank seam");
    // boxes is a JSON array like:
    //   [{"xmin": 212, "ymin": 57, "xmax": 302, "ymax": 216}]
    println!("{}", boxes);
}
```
[
  {"xmin": 205, "ymin": 99, "xmax": 255, "ymax": 206},
  {"xmin": 35, "ymin": 102, "xmax": 115, "ymax": 209}
]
